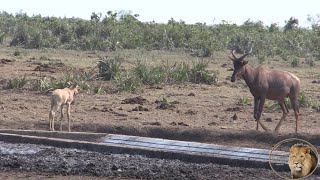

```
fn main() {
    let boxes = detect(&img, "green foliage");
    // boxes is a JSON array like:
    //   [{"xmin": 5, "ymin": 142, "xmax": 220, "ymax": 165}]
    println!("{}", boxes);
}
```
[
  {"xmin": 5, "ymin": 75, "xmax": 28, "ymax": 89},
  {"xmin": 189, "ymin": 60, "xmax": 217, "ymax": 85},
  {"xmin": 29, "ymin": 70, "xmax": 92, "ymax": 93},
  {"xmin": 130, "ymin": 60, "xmax": 217, "ymax": 86},
  {"xmin": 305, "ymin": 56, "xmax": 315, "ymax": 67},
  {"xmin": 167, "ymin": 62, "xmax": 190, "ymax": 83},
  {"xmin": 237, "ymin": 97, "xmax": 251, "ymax": 106},
  {"xmin": 98, "ymin": 56, "xmax": 122, "ymax": 80},
  {"xmin": 92, "ymin": 86, "xmax": 107, "ymax": 94},
  {"xmin": 115, "ymin": 73, "xmax": 142, "ymax": 92},
  {"xmin": 291, "ymin": 57, "xmax": 299, "ymax": 67},
  {"xmin": 298, "ymin": 91, "xmax": 312, "ymax": 108},
  {"xmin": 133, "ymin": 60, "xmax": 166, "ymax": 85},
  {"xmin": 266, "ymin": 91, "xmax": 316, "ymax": 111},
  {"xmin": 13, "ymin": 49, "xmax": 21, "ymax": 56},
  {"xmin": 284, "ymin": 17, "xmax": 299, "ymax": 32},
  {"xmin": 0, "ymin": 10, "xmax": 319, "ymax": 62},
  {"xmin": 30, "ymin": 77, "xmax": 51, "ymax": 91}
]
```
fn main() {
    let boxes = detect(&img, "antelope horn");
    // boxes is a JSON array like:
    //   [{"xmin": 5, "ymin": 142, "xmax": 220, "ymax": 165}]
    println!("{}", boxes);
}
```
[
  {"xmin": 239, "ymin": 47, "xmax": 253, "ymax": 59},
  {"xmin": 231, "ymin": 49, "xmax": 237, "ymax": 59}
]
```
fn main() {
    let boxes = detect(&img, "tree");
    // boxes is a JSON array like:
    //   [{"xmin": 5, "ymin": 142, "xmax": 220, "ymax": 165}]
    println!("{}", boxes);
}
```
[{"xmin": 284, "ymin": 17, "xmax": 299, "ymax": 32}]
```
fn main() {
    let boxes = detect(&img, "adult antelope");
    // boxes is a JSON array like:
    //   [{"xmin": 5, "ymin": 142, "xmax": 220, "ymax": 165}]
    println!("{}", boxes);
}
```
[{"xmin": 229, "ymin": 48, "xmax": 301, "ymax": 133}]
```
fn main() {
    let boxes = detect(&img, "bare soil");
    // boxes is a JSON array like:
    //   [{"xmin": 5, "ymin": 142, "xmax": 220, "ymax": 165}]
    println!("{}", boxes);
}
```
[{"xmin": 0, "ymin": 47, "xmax": 320, "ymax": 178}]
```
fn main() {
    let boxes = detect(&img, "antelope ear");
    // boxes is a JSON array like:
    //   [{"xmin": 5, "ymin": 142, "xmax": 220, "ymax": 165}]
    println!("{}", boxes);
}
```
[
  {"xmin": 228, "ymin": 56, "xmax": 235, "ymax": 62},
  {"xmin": 242, "ymin": 60, "xmax": 248, "ymax": 65}
]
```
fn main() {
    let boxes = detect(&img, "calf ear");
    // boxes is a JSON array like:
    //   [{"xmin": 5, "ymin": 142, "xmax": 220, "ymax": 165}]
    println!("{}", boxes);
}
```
[
  {"xmin": 242, "ymin": 61, "xmax": 248, "ymax": 65},
  {"xmin": 228, "ymin": 56, "xmax": 235, "ymax": 62}
]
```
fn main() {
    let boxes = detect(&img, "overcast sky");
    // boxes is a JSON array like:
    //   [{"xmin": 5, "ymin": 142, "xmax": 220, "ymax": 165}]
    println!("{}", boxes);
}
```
[{"xmin": 2, "ymin": 0, "xmax": 320, "ymax": 27}]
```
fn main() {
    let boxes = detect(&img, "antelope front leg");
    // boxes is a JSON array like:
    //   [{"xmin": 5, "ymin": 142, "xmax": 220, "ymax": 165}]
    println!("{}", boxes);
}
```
[
  {"xmin": 67, "ymin": 103, "xmax": 71, "ymax": 132},
  {"xmin": 256, "ymin": 96, "xmax": 269, "ymax": 131},
  {"xmin": 254, "ymin": 97, "xmax": 260, "ymax": 130}
]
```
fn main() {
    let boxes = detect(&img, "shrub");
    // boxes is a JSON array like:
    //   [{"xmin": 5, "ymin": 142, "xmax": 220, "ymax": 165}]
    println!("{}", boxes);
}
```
[
  {"xmin": 189, "ymin": 60, "xmax": 217, "ymax": 85},
  {"xmin": 237, "ymin": 97, "xmax": 251, "ymax": 106},
  {"xmin": 98, "ymin": 56, "xmax": 122, "ymax": 80},
  {"xmin": 5, "ymin": 75, "xmax": 28, "ymax": 89},
  {"xmin": 115, "ymin": 73, "xmax": 142, "ymax": 92}
]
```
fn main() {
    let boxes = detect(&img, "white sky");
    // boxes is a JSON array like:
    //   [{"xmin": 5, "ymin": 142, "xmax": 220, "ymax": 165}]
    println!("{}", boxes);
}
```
[{"xmin": 1, "ymin": 0, "xmax": 320, "ymax": 27}]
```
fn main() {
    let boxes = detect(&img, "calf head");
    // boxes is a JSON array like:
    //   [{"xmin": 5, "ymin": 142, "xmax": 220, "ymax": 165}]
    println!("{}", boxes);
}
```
[{"xmin": 70, "ymin": 84, "xmax": 80, "ymax": 95}]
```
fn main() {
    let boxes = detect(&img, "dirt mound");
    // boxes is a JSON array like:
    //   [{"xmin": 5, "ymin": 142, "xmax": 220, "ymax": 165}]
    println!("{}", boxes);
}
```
[
  {"xmin": 34, "ymin": 63, "xmax": 67, "ymax": 73},
  {"xmin": 132, "ymin": 105, "xmax": 149, "ymax": 111},
  {"xmin": 226, "ymin": 107, "xmax": 242, "ymax": 112},
  {"xmin": 122, "ymin": 96, "xmax": 147, "ymax": 105},
  {"xmin": 155, "ymin": 99, "xmax": 177, "ymax": 110},
  {"xmin": 0, "ymin": 59, "xmax": 15, "ymax": 64}
]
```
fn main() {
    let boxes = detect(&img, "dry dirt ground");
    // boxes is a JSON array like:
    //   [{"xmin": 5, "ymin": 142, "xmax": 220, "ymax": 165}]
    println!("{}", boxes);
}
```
[{"xmin": 0, "ymin": 46, "xmax": 320, "ymax": 178}]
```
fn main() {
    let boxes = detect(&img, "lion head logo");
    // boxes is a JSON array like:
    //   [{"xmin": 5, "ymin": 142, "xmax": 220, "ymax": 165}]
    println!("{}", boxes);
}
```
[{"xmin": 288, "ymin": 143, "xmax": 318, "ymax": 179}]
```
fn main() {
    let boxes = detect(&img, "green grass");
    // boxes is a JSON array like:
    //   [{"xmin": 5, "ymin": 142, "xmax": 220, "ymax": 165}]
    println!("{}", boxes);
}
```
[
  {"xmin": 237, "ymin": 97, "xmax": 251, "ymax": 106},
  {"xmin": 5, "ymin": 75, "xmax": 28, "ymax": 89}
]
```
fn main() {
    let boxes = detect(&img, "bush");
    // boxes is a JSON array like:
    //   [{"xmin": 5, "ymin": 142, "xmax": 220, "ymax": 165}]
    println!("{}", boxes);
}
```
[
  {"xmin": 98, "ymin": 56, "xmax": 123, "ymax": 80},
  {"xmin": 189, "ymin": 60, "xmax": 217, "ymax": 85},
  {"xmin": 115, "ymin": 73, "xmax": 142, "ymax": 92},
  {"xmin": 237, "ymin": 97, "xmax": 251, "ymax": 106},
  {"xmin": 5, "ymin": 75, "xmax": 28, "ymax": 89}
]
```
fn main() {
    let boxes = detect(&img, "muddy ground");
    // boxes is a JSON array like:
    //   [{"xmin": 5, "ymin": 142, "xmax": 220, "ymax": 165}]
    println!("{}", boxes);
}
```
[
  {"xmin": 0, "ymin": 141, "xmax": 303, "ymax": 180},
  {"xmin": 0, "ymin": 47, "xmax": 320, "ymax": 178}
]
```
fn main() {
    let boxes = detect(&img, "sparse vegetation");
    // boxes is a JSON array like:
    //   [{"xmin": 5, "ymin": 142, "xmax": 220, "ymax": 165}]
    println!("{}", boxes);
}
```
[
  {"xmin": 98, "ymin": 56, "xmax": 123, "ymax": 80},
  {"xmin": 266, "ymin": 91, "xmax": 320, "ymax": 111},
  {"xmin": 237, "ymin": 97, "xmax": 251, "ymax": 106},
  {"xmin": 13, "ymin": 49, "xmax": 21, "ymax": 56},
  {"xmin": 291, "ymin": 57, "xmax": 299, "ymax": 67},
  {"xmin": 115, "ymin": 73, "xmax": 142, "ymax": 92},
  {"xmin": 5, "ymin": 75, "xmax": 28, "ymax": 89}
]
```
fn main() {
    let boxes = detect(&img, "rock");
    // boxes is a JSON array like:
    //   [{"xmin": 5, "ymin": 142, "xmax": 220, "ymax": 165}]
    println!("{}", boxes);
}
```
[
  {"xmin": 226, "ymin": 107, "xmax": 242, "ymax": 112},
  {"xmin": 169, "ymin": 122, "xmax": 177, "ymax": 126},
  {"xmin": 177, "ymin": 122, "xmax": 189, "ymax": 126},
  {"xmin": 208, "ymin": 122, "xmax": 218, "ymax": 126},
  {"xmin": 265, "ymin": 117, "xmax": 272, "ymax": 122},
  {"xmin": 232, "ymin": 113, "xmax": 238, "ymax": 120},
  {"xmin": 185, "ymin": 109, "xmax": 197, "ymax": 115}
]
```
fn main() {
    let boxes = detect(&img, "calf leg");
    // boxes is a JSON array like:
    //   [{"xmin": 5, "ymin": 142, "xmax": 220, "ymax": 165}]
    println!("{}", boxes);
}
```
[
  {"xmin": 49, "ymin": 104, "xmax": 59, "ymax": 131},
  {"xmin": 49, "ymin": 111, "xmax": 55, "ymax": 131},
  {"xmin": 256, "ymin": 96, "xmax": 269, "ymax": 131},
  {"xmin": 274, "ymin": 101, "xmax": 289, "ymax": 133},
  {"xmin": 60, "ymin": 105, "xmax": 64, "ymax": 131},
  {"xmin": 66, "ymin": 103, "xmax": 71, "ymax": 132}
]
